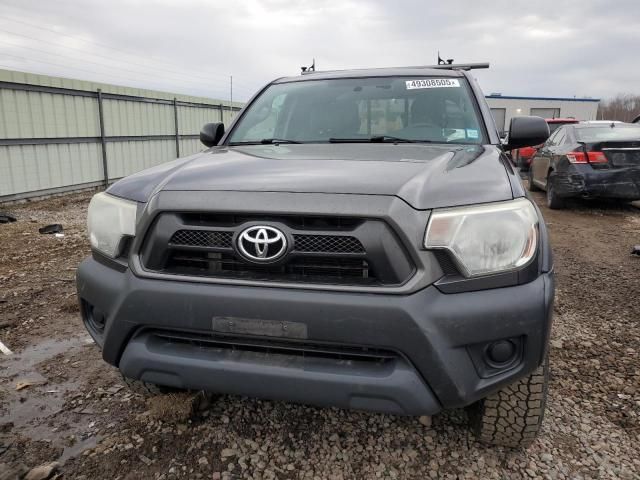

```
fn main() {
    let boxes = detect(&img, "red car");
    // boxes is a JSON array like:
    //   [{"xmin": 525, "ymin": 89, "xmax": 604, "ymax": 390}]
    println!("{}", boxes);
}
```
[{"xmin": 513, "ymin": 118, "xmax": 579, "ymax": 171}]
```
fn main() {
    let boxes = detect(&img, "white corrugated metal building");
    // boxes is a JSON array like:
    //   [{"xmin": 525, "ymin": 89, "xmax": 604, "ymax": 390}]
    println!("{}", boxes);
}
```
[
  {"xmin": 0, "ymin": 68, "xmax": 242, "ymax": 202},
  {"xmin": 485, "ymin": 94, "xmax": 600, "ymax": 134}
]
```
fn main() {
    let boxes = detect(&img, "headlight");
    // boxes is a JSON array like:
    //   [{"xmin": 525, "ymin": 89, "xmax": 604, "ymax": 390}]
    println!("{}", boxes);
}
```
[
  {"xmin": 87, "ymin": 192, "xmax": 138, "ymax": 258},
  {"xmin": 425, "ymin": 198, "xmax": 538, "ymax": 277}
]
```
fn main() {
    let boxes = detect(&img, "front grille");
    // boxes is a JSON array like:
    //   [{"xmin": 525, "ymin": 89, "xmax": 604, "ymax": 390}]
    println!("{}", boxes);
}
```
[
  {"xmin": 293, "ymin": 234, "xmax": 364, "ymax": 254},
  {"xmin": 169, "ymin": 230, "xmax": 364, "ymax": 255},
  {"xmin": 140, "ymin": 212, "xmax": 415, "ymax": 287},
  {"xmin": 151, "ymin": 330, "xmax": 398, "ymax": 364},
  {"xmin": 170, "ymin": 230, "xmax": 233, "ymax": 248},
  {"xmin": 165, "ymin": 251, "xmax": 375, "ymax": 285}
]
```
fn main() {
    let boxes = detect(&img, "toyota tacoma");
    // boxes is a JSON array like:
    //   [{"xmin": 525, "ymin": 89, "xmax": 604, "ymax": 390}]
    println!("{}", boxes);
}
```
[{"xmin": 77, "ymin": 64, "xmax": 554, "ymax": 448}]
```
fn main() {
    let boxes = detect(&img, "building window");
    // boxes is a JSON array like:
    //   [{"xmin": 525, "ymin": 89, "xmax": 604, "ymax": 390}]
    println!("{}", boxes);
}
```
[{"xmin": 530, "ymin": 108, "xmax": 561, "ymax": 119}]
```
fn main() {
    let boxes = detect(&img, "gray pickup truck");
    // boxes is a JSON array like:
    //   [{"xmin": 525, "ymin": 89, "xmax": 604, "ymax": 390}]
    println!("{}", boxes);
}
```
[{"xmin": 77, "ymin": 64, "xmax": 554, "ymax": 448}]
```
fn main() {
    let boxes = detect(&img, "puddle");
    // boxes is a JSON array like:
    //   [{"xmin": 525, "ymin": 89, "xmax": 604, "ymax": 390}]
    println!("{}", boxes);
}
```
[
  {"xmin": 0, "ymin": 335, "xmax": 95, "ymax": 441},
  {"xmin": 1, "ymin": 379, "xmax": 83, "ymax": 440},
  {"xmin": 0, "ymin": 335, "xmax": 93, "ymax": 379},
  {"xmin": 58, "ymin": 435, "xmax": 101, "ymax": 464}
]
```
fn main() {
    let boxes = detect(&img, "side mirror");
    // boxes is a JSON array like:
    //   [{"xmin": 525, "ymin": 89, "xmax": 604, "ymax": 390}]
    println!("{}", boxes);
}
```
[
  {"xmin": 200, "ymin": 123, "xmax": 225, "ymax": 147},
  {"xmin": 633, "ymin": 114, "xmax": 640, "ymax": 124},
  {"xmin": 504, "ymin": 116, "xmax": 549, "ymax": 150}
]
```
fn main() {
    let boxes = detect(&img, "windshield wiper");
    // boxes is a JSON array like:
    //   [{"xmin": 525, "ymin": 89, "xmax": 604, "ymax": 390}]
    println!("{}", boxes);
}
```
[
  {"xmin": 329, "ymin": 136, "xmax": 429, "ymax": 144},
  {"xmin": 370, "ymin": 135, "xmax": 419, "ymax": 143},
  {"xmin": 228, "ymin": 138, "xmax": 302, "ymax": 146},
  {"xmin": 260, "ymin": 138, "xmax": 302, "ymax": 144}
]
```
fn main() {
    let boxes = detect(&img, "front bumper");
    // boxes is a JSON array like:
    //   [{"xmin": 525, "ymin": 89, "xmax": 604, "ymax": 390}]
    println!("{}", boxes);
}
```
[
  {"xmin": 555, "ymin": 164, "xmax": 640, "ymax": 200},
  {"xmin": 77, "ymin": 257, "xmax": 554, "ymax": 416}
]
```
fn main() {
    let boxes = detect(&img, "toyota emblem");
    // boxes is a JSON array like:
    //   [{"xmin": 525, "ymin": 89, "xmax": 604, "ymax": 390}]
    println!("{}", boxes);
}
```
[{"xmin": 236, "ymin": 225, "xmax": 287, "ymax": 262}]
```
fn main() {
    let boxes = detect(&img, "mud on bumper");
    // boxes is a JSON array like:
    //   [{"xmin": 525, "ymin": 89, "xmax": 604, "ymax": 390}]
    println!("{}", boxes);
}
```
[{"xmin": 77, "ymin": 257, "xmax": 554, "ymax": 416}]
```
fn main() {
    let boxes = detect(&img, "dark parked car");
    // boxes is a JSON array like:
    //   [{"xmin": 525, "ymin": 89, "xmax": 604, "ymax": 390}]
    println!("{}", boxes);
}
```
[
  {"xmin": 529, "ymin": 122, "xmax": 640, "ymax": 208},
  {"xmin": 77, "ymin": 65, "xmax": 554, "ymax": 448},
  {"xmin": 512, "ymin": 118, "xmax": 579, "ymax": 172}
]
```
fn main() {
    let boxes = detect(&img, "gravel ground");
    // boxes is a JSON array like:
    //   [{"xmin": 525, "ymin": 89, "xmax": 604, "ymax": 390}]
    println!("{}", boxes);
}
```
[{"xmin": 0, "ymin": 189, "xmax": 639, "ymax": 479}]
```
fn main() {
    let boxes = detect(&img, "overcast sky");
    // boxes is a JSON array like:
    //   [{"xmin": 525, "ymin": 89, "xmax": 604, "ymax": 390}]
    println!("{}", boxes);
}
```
[{"xmin": 0, "ymin": 0, "xmax": 637, "ymax": 102}]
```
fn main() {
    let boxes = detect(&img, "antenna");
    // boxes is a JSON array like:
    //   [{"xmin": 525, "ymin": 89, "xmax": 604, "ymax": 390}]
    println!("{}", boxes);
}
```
[
  {"xmin": 438, "ymin": 52, "xmax": 454, "ymax": 65},
  {"xmin": 300, "ymin": 58, "xmax": 316, "ymax": 74}
]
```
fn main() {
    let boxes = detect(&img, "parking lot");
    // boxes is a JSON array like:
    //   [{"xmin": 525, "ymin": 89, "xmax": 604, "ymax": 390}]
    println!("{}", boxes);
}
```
[{"xmin": 0, "ymin": 189, "xmax": 639, "ymax": 479}]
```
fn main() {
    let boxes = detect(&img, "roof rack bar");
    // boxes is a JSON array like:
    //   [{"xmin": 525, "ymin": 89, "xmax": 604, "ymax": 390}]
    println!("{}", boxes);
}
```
[
  {"xmin": 408, "ymin": 62, "xmax": 490, "ymax": 71},
  {"xmin": 300, "ymin": 62, "xmax": 490, "ymax": 75}
]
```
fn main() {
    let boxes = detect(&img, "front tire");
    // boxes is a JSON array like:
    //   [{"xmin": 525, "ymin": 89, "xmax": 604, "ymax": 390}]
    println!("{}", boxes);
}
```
[
  {"xmin": 546, "ymin": 175, "xmax": 565, "ymax": 209},
  {"xmin": 468, "ymin": 356, "xmax": 549, "ymax": 448}
]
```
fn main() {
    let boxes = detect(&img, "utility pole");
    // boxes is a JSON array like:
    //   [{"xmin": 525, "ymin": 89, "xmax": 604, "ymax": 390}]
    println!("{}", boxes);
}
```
[{"xmin": 230, "ymin": 75, "xmax": 233, "ymax": 114}]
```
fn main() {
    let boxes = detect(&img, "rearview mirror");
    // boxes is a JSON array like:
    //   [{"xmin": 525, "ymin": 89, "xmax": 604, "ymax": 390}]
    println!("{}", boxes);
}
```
[
  {"xmin": 200, "ymin": 123, "xmax": 225, "ymax": 147},
  {"xmin": 504, "ymin": 116, "xmax": 549, "ymax": 150}
]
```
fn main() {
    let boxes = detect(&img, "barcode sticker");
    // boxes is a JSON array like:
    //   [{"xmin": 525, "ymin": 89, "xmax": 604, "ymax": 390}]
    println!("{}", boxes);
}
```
[{"xmin": 405, "ymin": 79, "xmax": 460, "ymax": 89}]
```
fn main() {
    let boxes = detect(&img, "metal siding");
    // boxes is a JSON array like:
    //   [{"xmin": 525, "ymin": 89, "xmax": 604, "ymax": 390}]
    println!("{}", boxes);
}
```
[
  {"xmin": 0, "ymin": 89, "xmax": 100, "ymax": 138},
  {"xmin": 222, "ymin": 107, "xmax": 237, "ymax": 126},
  {"xmin": 0, "ymin": 68, "xmax": 244, "ymax": 201},
  {"xmin": 485, "ymin": 97, "xmax": 599, "ymax": 132},
  {"xmin": 102, "ymin": 100, "xmax": 174, "ymax": 136},
  {"xmin": 0, "ymin": 143, "xmax": 102, "ymax": 196},
  {"xmin": 106, "ymin": 140, "xmax": 176, "ymax": 179},
  {"xmin": 0, "ymin": 89, "xmax": 19, "ymax": 138},
  {"xmin": 490, "ymin": 108, "xmax": 506, "ymax": 133},
  {"xmin": 177, "ymin": 105, "xmax": 222, "ymax": 135},
  {"xmin": 179, "ymin": 138, "xmax": 204, "ymax": 157}
]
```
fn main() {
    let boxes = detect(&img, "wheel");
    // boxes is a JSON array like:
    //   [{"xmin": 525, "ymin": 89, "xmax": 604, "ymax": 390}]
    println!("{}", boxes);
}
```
[
  {"xmin": 468, "ymin": 356, "xmax": 549, "ymax": 448},
  {"xmin": 527, "ymin": 167, "xmax": 540, "ymax": 192},
  {"xmin": 121, "ymin": 373, "xmax": 178, "ymax": 396},
  {"xmin": 545, "ymin": 175, "xmax": 565, "ymax": 209}
]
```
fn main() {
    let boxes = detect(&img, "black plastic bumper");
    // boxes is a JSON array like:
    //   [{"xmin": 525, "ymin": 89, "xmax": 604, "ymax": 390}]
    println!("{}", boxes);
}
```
[
  {"xmin": 555, "ymin": 165, "xmax": 640, "ymax": 200},
  {"xmin": 77, "ymin": 257, "xmax": 554, "ymax": 416}
]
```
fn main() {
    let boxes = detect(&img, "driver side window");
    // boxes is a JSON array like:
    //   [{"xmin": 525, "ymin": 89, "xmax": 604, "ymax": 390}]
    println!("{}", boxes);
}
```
[{"xmin": 243, "ymin": 93, "xmax": 287, "ymax": 140}]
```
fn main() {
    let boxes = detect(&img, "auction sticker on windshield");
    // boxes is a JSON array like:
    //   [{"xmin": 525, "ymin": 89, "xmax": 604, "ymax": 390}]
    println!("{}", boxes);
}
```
[{"xmin": 405, "ymin": 79, "xmax": 460, "ymax": 89}]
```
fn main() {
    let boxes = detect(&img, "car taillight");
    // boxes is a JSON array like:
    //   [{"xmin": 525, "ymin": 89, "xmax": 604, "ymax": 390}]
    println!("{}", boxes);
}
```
[
  {"xmin": 566, "ymin": 151, "xmax": 608, "ymax": 164},
  {"xmin": 519, "ymin": 146, "xmax": 537, "ymax": 159}
]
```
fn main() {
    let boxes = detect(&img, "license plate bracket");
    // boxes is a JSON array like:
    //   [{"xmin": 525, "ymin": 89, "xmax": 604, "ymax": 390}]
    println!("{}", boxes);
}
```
[{"xmin": 212, "ymin": 317, "xmax": 308, "ymax": 339}]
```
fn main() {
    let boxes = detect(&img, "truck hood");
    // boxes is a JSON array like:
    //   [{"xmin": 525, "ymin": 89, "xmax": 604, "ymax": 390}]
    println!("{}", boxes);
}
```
[{"xmin": 107, "ymin": 143, "xmax": 513, "ymax": 210}]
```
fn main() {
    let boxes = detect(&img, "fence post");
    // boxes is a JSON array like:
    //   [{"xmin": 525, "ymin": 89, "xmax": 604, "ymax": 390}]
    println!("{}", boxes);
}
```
[
  {"xmin": 173, "ymin": 98, "xmax": 181, "ymax": 158},
  {"xmin": 96, "ymin": 89, "xmax": 109, "ymax": 188},
  {"xmin": 219, "ymin": 103, "xmax": 224, "ymax": 123}
]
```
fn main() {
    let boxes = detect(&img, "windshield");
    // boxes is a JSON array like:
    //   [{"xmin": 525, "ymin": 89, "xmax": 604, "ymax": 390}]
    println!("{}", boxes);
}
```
[
  {"xmin": 228, "ymin": 77, "xmax": 485, "ymax": 145},
  {"xmin": 575, "ymin": 125, "xmax": 640, "ymax": 142}
]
